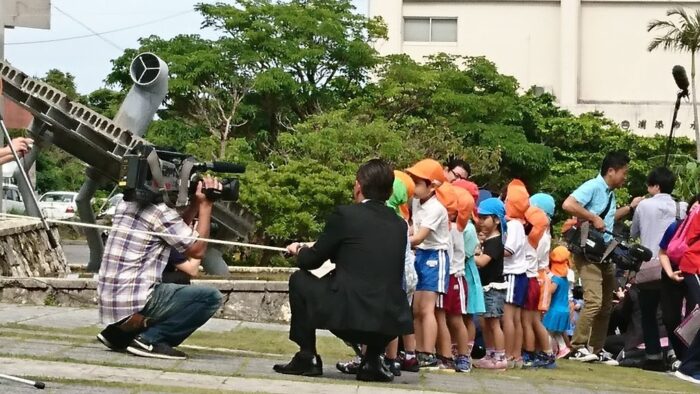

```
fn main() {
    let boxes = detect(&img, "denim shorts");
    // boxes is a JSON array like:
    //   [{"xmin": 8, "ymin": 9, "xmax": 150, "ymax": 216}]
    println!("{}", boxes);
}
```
[{"xmin": 483, "ymin": 288, "xmax": 506, "ymax": 318}]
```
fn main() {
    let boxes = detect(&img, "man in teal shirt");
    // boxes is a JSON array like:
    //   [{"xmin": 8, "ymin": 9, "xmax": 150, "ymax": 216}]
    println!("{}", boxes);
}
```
[{"xmin": 562, "ymin": 151, "xmax": 642, "ymax": 364}]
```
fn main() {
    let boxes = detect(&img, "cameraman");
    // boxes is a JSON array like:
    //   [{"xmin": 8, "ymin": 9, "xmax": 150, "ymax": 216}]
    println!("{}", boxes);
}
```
[
  {"xmin": 562, "ymin": 151, "xmax": 642, "ymax": 364},
  {"xmin": 97, "ymin": 175, "xmax": 223, "ymax": 360}
]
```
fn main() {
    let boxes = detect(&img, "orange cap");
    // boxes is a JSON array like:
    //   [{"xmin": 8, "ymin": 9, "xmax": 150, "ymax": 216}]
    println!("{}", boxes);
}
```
[
  {"xmin": 406, "ymin": 159, "xmax": 448, "ymax": 185},
  {"xmin": 550, "ymin": 246, "xmax": 571, "ymax": 277},
  {"xmin": 453, "ymin": 179, "xmax": 479, "ymax": 218},
  {"xmin": 436, "ymin": 182, "xmax": 458, "ymax": 219},
  {"xmin": 453, "ymin": 187, "xmax": 475, "ymax": 232},
  {"xmin": 525, "ymin": 206, "xmax": 549, "ymax": 248},
  {"xmin": 394, "ymin": 170, "xmax": 415, "ymax": 200},
  {"xmin": 505, "ymin": 179, "xmax": 529, "ymax": 220}
]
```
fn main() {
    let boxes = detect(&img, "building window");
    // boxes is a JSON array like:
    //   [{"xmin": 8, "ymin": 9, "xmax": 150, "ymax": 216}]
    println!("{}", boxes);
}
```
[{"xmin": 403, "ymin": 17, "xmax": 457, "ymax": 42}]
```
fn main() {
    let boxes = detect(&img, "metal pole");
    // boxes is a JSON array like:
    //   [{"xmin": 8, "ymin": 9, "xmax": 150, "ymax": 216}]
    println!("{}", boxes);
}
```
[
  {"xmin": 0, "ymin": 373, "xmax": 46, "ymax": 389},
  {"xmin": 0, "ymin": 113, "xmax": 57, "ymax": 248}
]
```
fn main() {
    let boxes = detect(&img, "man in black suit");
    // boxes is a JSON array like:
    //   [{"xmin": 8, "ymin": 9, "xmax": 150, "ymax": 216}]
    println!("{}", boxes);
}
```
[{"xmin": 274, "ymin": 159, "xmax": 413, "ymax": 382}]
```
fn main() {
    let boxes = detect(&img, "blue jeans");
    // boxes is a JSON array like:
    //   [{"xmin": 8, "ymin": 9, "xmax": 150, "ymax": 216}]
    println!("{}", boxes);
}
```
[{"xmin": 139, "ymin": 283, "xmax": 222, "ymax": 346}]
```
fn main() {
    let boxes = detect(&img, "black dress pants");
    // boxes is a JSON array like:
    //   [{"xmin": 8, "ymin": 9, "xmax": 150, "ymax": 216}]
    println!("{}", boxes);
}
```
[{"xmin": 287, "ymin": 270, "xmax": 393, "ymax": 357}]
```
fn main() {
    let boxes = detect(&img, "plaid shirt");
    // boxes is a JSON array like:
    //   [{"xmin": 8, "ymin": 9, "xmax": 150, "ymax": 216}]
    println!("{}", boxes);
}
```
[{"xmin": 98, "ymin": 201, "xmax": 197, "ymax": 324}]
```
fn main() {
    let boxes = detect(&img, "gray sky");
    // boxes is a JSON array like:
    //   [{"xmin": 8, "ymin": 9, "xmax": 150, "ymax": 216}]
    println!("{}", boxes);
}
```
[{"xmin": 4, "ymin": 0, "xmax": 369, "ymax": 94}]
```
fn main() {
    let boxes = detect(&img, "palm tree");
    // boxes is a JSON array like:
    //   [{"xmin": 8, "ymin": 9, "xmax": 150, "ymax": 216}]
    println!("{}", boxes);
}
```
[{"xmin": 648, "ymin": 8, "xmax": 700, "ymax": 159}]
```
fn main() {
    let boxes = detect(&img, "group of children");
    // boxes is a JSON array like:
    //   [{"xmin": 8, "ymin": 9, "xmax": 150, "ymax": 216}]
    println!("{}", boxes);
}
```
[{"xmin": 346, "ymin": 158, "xmax": 583, "ymax": 374}]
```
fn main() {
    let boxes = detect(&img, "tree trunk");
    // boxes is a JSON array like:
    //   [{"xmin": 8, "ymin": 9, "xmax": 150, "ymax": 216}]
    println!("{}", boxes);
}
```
[{"xmin": 693, "ymin": 52, "xmax": 700, "ymax": 160}]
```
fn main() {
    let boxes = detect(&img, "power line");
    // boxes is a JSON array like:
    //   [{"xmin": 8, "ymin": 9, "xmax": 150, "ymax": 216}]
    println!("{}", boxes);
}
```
[
  {"xmin": 52, "ymin": 5, "xmax": 124, "ymax": 51},
  {"xmin": 6, "ymin": 9, "xmax": 195, "ymax": 46}
]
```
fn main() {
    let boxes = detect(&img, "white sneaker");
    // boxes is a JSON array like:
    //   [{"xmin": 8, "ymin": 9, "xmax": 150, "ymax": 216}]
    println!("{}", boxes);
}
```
[
  {"xmin": 568, "ymin": 348, "xmax": 598, "ymax": 362},
  {"xmin": 596, "ymin": 349, "xmax": 619, "ymax": 366},
  {"xmin": 674, "ymin": 370, "xmax": 700, "ymax": 385}
]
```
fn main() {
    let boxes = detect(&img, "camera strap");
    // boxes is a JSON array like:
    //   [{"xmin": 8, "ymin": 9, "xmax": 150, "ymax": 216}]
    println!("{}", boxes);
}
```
[
  {"xmin": 177, "ymin": 158, "xmax": 196, "ymax": 206},
  {"xmin": 146, "ymin": 149, "xmax": 172, "ymax": 205}
]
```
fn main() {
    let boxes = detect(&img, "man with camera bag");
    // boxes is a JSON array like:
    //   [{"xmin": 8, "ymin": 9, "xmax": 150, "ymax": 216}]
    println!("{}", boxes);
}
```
[
  {"xmin": 562, "ymin": 151, "xmax": 641, "ymax": 364},
  {"xmin": 97, "ymin": 175, "xmax": 223, "ymax": 360}
]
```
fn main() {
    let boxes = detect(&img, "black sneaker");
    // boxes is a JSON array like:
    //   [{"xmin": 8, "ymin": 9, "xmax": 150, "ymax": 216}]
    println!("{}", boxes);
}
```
[
  {"xmin": 417, "ymin": 352, "xmax": 439, "ymax": 368},
  {"xmin": 596, "ymin": 349, "xmax": 619, "ymax": 366},
  {"xmin": 568, "ymin": 348, "xmax": 598, "ymax": 362},
  {"xmin": 126, "ymin": 335, "xmax": 187, "ymax": 360},
  {"xmin": 383, "ymin": 357, "xmax": 401, "ymax": 377},
  {"xmin": 97, "ymin": 324, "xmax": 138, "ymax": 351}
]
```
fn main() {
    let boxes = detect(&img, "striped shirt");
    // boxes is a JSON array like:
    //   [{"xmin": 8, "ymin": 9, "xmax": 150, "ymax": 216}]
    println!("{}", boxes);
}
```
[{"xmin": 97, "ymin": 201, "xmax": 197, "ymax": 324}]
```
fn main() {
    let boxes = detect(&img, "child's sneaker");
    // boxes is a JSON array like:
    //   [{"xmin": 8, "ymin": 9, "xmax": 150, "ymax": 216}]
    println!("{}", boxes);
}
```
[
  {"xmin": 491, "ymin": 358, "xmax": 508, "ymax": 371},
  {"xmin": 417, "ymin": 352, "xmax": 439, "ymax": 368},
  {"xmin": 455, "ymin": 355, "xmax": 471, "ymax": 372},
  {"xmin": 436, "ymin": 356, "xmax": 456, "ymax": 372},
  {"xmin": 383, "ymin": 357, "xmax": 402, "ymax": 377},
  {"xmin": 473, "ymin": 355, "xmax": 493, "ymax": 369},
  {"xmin": 522, "ymin": 352, "xmax": 536, "ymax": 368},
  {"xmin": 568, "ymin": 347, "xmax": 598, "ymax": 362},
  {"xmin": 533, "ymin": 352, "xmax": 557, "ymax": 369},
  {"xmin": 401, "ymin": 356, "xmax": 420, "ymax": 372},
  {"xmin": 336, "ymin": 358, "xmax": 360, "ymax": 374},
  {"xmin": 556, "ymin": 346, "xmax": 571, "ymax": 360}
]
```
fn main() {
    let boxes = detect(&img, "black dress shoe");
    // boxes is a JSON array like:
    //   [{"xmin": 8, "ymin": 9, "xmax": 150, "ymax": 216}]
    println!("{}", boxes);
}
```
[
  {"xmin": 356, "ymin": 355, "xmax": 394, "ymax": 382},
  {"xmin": 273, "ymin": 352, "xmax": 323, "ymax": 376}
]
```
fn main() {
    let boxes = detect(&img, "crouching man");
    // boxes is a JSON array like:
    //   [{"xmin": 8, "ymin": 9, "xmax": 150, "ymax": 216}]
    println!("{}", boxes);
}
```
[
  {"xmin": 97, "ymin": 175, "xmax": 223, "ymax": 360},
  {"xmin": 274, "ymin": 159, "xmax": 413, "ymax": 382}
]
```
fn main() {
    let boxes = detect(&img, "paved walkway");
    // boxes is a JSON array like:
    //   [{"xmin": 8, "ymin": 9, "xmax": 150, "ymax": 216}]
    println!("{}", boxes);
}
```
[{"xmin": 0, "ymin": 303, "xmax": 695, "ymax": 393}]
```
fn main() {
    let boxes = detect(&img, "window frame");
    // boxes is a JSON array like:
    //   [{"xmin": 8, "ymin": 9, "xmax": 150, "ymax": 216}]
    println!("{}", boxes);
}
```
[{"xmin": 403, "ymin": 16, "xmax": 458, "ymax": 43}]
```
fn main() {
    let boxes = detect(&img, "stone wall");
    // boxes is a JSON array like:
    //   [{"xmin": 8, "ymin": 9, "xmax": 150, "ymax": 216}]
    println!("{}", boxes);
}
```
[
  {"xmin": 0, "ymin": 219, "xmax": 68, "ymax": 276},
  {"xmin": 0, "ymin": 277, "xmax": 291, "ymax": 324}
]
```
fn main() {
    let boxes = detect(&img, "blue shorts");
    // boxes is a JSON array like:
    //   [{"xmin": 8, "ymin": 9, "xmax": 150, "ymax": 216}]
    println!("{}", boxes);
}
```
[
  {"xmin": 504, "ymin": 273, "xmax": 528, "ymax": 307},
  {"xmin": 415, "ymin": 249, "xmax": 449, "ymax": 294}
]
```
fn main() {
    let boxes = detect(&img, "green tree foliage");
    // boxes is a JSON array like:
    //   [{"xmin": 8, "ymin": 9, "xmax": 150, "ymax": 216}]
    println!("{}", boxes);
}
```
[
  {"xmin": 41, "ymin": 69, "xmax": 79, "ymax": 100},
  {"xmin": 29, "ymin": 2, "xmax": 699, "ymax": 266}
]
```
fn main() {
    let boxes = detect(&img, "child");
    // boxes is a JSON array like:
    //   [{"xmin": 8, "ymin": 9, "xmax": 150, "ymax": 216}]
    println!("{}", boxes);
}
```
[
  {"xmin": 543, "ymin": 246, "xmax": 573, "ymax": 360},
  {"xmin": 454, "ymin": 180, "xmax": 485, "ymax": 370},
  {"xmin": 435, "ymin": 185, "xmax": 474, "ymax": 372},
  {"xmin": 473, "ymin": 198, "xmax": 507, "ymax": 370},
  {"xmin": 502, "ymin": 180, "xmax": 530, "ymax": 368},
  {"xmin": 521, "ymin": 204, "xmax": 556, "ymax": 368},
  {"xmin": 406, "ymin": 159, "xmax": 450, "ymax": 368}
]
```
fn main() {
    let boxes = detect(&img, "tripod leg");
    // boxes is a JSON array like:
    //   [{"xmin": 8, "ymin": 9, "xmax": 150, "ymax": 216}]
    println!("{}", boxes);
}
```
[{"xmin": 0, "ymin": 373, "xmax": 45, "ymax": 389}]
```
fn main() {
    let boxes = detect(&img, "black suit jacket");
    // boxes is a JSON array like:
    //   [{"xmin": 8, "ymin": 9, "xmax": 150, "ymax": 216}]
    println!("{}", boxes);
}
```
[{"xmin": 296, "ymin": 200, "xmax": 413, "ymax": 337}]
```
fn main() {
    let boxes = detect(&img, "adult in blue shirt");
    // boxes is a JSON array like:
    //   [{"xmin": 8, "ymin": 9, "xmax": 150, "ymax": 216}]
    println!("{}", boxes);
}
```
[{"xmin": 562, "ymin": 151, "xmax": 642, "ymax": 364}]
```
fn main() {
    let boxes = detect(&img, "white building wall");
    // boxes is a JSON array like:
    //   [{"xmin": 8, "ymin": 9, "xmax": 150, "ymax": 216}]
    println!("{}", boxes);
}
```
[{"xmin": 369, "ymin": 0, "xmax": 700, "ymax": 139}]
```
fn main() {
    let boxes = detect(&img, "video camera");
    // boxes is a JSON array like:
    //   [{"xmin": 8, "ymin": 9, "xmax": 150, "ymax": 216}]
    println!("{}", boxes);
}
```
[
  {"xmin": 565, "ymin": 221, "xmax": 651, "ymax": 271},
  {"xmin": 605, "ymin": 237, "xmax": 652, "ymax": 272},
  {"xmin": 118, "ymin": 144, "xmax": 245, "ymax": 206}
]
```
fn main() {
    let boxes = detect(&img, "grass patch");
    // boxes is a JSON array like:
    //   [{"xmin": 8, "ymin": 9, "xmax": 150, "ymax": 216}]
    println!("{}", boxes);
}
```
[
  {"xmin": 2, "ymin": 323, "xmax": 696, "ymax": 393},
  {"xmin": 185, "ymin": 327, "xmax": 354, "ymax": 361},
  {"xmin": 488, "ymin": 360, "xmax": 696, "ymax": 393},
  {"xmin": 0, "ymin": 323, "xmax": 354, "ymax": 361}
]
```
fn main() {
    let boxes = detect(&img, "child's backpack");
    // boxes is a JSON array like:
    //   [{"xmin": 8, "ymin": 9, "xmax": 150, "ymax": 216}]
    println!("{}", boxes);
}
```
[{"xmin": 667, "ymin": 205, "xmax": 700, "ymax": 264}]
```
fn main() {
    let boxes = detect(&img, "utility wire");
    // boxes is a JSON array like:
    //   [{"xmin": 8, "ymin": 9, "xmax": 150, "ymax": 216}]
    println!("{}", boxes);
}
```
[
  {"xmin": 52, "ymin": 5, "xmax": 124, "ymax": 51},
  {"xmin": 6, "ymin": 10, "xmax": 195, "ymax": 46}
]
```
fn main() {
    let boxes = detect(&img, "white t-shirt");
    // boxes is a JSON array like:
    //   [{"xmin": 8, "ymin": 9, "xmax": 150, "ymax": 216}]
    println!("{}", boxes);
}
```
[
  {"xmin": 525, "ymin": 229, "xmax": 552, "ymax": 278},
  {"xmin": 412, "ymin": 196, "xmax": 450, "ymax": 251},
  {"xmin": 503, "ymin": 219, "xmax": 528, "ymax": 275},
  {"xmin": 448, "ymin": 226, "xmax": 466, "ymax": 276}
]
